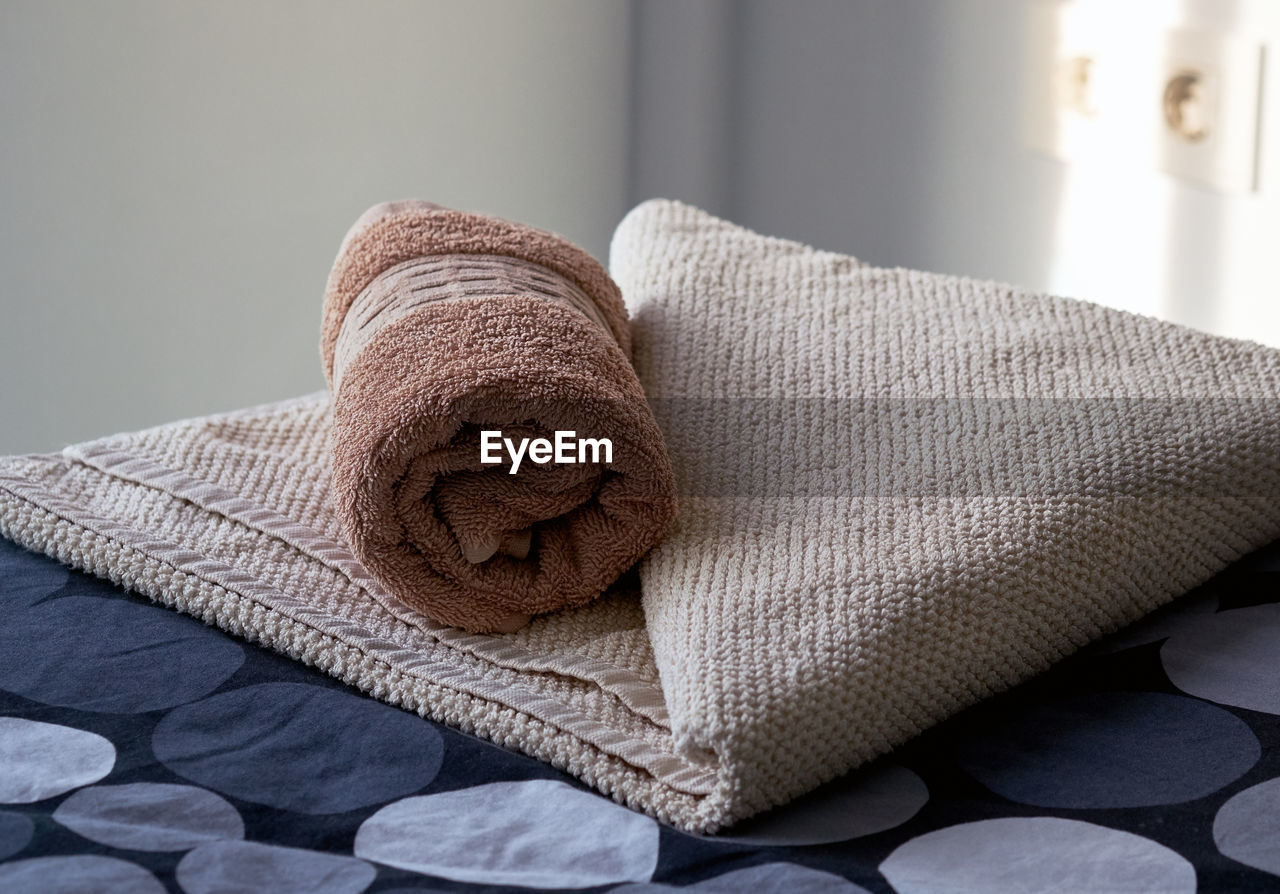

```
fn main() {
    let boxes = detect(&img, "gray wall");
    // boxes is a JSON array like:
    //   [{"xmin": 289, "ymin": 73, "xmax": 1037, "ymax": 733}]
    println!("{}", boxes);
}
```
[
  {"xmin": 631, "ymin": 0, "xmax": 1280, "ymax": 345},
  {"xmin": 632, "ymin": 1, "xmax": 1063, "ymax": 280},
  {"xmin": 0, "ymin": 0, "xmax": 631, "ymax": 452},
  {"xmin": 5, "ymin": 0, "xmax": 1280, "ymax": 453}
]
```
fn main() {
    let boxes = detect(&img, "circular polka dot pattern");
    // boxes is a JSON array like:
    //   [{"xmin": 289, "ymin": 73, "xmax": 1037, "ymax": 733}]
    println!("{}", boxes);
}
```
[
  {"xmin": 620, "ymin": 862, "xmax": 872, "ymax": 893},
  {"xmin": 176, "ymin": 840, "xmax": 376, "ymax": 894},
  {"xmin": 954, "ymin": 691, "xmax": 1259, "ymax": 808},
  {"xmin": 0, "ymin": 596, "xmax": 244, "ymax": 713},
  {"xmin": 880, "ymin": 817, "xmax": 1196, "ymax": 894},
  {"xmin": 713, "ymin": 763, "xmax": 928, "ymax": 846},
  {"xmin": 0, "ymin": 855, "xmax": 167, "ymax": 894},
  {"xmin": 1213, "ymin": 776, "xmax": 1280, "ymax": 877},
  {"xmin": 152, "ymin": 682, "xmax": 443, "ymax": 814},
  {"xmin": 1162, "ymin": 605, "xmax": 1280, "ymax": 715},
  {"xmin": 354, "ymin": 779, "xmax": 659, "ymax": 888},
  {"xmin": 0, "ymin": 718, "xmax": 115, "ymax": 804},
  {"xmin": 4, "ymin": 533, "xmax": 1280, "ymax": 889},
  {"xmin": 53, "ymin": 783, "xmax": 243, "ymax": 851},
  {"xmin": 0, "ymin": 812, "xmax": 33, "ymax": 861}
]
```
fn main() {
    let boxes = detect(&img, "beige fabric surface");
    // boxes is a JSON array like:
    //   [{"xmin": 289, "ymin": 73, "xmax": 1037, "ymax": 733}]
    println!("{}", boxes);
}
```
[
  {"xmin": 4, "ymin": 199, "xmax": 1280, "ymax": 833},
  {"xmin": 0, "ymin": 397, "xmax": 725, "ymax": 829},
  {"xmin": 615, "ymin": 200, "xmax": 1280, "ymax": 824}
]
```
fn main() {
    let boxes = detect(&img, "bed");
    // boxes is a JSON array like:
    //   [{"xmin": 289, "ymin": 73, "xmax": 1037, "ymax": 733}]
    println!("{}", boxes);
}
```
[{"xmin": 1, "ymin": 533, "xmax": 1277, "ymax": 892}]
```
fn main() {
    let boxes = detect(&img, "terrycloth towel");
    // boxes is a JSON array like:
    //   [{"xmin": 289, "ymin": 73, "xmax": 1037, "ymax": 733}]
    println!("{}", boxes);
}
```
[
  {"xmin": 321, "ymin": 201, "xmax": 676, "ymax": 632},
  {"xmin": 613, "ymin": 201, "xmax": 1280, "ymax": 824},
  {"xmin": 4, "ymin": 200, "xmax": 1280, "ymax": 833}
]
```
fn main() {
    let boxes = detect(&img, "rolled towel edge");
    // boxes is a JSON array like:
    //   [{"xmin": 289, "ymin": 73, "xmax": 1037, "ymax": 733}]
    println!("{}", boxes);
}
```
[{"xmin": 321, "ymin": 200, "xmax": 631, "ymax": 386}]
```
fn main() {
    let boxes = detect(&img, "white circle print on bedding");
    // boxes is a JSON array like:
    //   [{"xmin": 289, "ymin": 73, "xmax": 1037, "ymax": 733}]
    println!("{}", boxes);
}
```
[
  {"xmin": 1162, "ymin": 604, "xmax": 1280, "ymax": 715},
  {"xmin": 176, "ymin": 840, "xmax": 376, "ymax": 894},
  {"xmin": 616, "ymin": 862, "xmax": 872, "ymax": 893},
  {"xmin": 0, "ymin": 855, "xmax": 167, "ymax": 894},
  {"xmin": 1214, "ymin": 776, "xmax": 1280, "ymax": 876},
  {"xmin": 880, "ymin": 817, "xmax": 1196, "ymax": 894},
  {"xmin": 354, "ymin": 778, "xmax": 660, "ymax": 888},
  {"xmin": 0, "ymin": 718, "xmax": 115, "ymax": 804},
  {"xmin": 52, "ymin": 783, "xmax": 244, "ymax": 852}
]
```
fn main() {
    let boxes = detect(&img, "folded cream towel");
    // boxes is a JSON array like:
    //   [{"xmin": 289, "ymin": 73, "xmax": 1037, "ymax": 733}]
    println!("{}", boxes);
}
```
[
  {"xmin": 321, "ymin": 201, "xmax": 676, "ymax": 633},
  {"xmin": 615, "ymin": 200, "xmax": 1280, "ymax": 824},
  {"xmin": 4, "ymin": 200, "xmax": 1280, "ymax": 833}
]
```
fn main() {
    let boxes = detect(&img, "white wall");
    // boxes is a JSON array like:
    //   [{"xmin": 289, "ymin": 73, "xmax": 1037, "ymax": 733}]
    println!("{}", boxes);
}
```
[
  {"xmin": 0, "ymin": 0, "xmax": 631, "ymax": 453},
  {"xmin": 632, "ymin": 0, "xmax": 1280, "ymax": 347}
]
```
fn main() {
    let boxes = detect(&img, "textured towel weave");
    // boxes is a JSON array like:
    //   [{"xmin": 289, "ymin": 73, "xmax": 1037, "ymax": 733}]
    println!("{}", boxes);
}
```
[
  {"xmin": 321, "ymin": 201, "xmax": 676, "ymax": 632},
  {"xmin": 3, "ymin": 200, "xmax": 1280, "ymax": 833},
  {"xmin": 615, "ymin": 200, "xmax": 1280, "ymax": 822}
]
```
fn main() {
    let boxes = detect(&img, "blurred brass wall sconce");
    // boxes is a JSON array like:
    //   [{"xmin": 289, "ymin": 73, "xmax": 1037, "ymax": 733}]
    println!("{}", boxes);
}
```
[{"xmin": 1162, "ymin": 69, "xmax": 1210, "ymax": 143}]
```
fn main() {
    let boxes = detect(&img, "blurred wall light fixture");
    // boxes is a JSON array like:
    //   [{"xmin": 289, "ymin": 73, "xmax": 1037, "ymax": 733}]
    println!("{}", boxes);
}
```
[
  {"xmin": 1055, "ymin": 55, "xmax": 1098, "ymax": 117},
  {"xmin": 1025, "ymin": 3, "xmax": 1262, "ymax": 194},
  {"xmin": 1161, "ymin": 69, "xmax": 1212, "ymax": 143}
]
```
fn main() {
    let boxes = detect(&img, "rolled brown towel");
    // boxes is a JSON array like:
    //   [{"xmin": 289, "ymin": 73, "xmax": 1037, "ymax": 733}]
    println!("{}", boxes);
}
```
[{"xmin": 320, "ymin": 201, "xmax": 677, "ymax": 633}]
